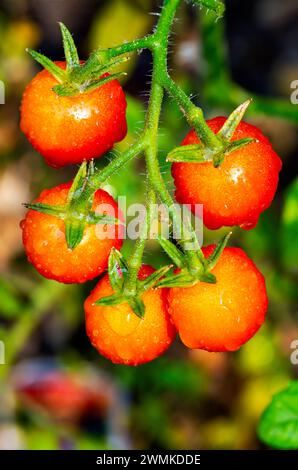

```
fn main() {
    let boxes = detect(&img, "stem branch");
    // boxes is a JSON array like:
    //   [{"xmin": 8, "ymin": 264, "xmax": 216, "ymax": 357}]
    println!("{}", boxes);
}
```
[
  {"xmin": 85, "ymin": 138, "xmax": 146, "ymax": 197},
  {"xmin": 160, "ymin": 74, "xmax": 222, "ymax": 149}
]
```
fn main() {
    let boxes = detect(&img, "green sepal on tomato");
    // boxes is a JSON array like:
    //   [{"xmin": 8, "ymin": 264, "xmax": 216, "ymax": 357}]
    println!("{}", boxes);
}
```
[
  {"xmin": 21, "ymin": 179, "xmax": 123, "ymax": 284},
  {"xmin": 20, "ymin": 23, "xmax": 128, "ymax": 168},
  {"xmin": 171, "ymin": 102, "xmax": 282, "ymax": 230}
]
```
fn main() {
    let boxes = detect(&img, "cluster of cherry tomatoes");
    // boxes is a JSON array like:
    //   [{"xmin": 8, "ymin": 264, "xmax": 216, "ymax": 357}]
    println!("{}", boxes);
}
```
[{"xmin": 20, "ymin": 61, "xmax": 281, "ymax": 365}]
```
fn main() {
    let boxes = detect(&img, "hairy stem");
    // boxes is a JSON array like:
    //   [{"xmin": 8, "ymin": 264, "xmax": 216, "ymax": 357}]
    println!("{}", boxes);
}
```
[
  {"xmin": 76, "ymin": 0, "xmax": 219, "ymax": 283},
  {"xmin": 84, "ymin": 138, "xmax": 146, "ymax": 198},
  {"xmin": 124, "ymin": 184, "xmax": 156, "ymax": 296},
  {"xmin": 143, "ymin": 0, "xmax": 205, "ymax": 273},
  {"xmin": 103, "ymin": 35, "xmax": 154, "ymax": 59},
  {"xmin": 160, "ymin": 74, "xmax": 222, "ymax": 149}
]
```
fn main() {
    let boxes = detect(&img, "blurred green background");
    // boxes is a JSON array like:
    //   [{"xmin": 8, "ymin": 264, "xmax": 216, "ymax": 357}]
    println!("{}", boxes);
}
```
[{"xmin": 0, "ymin": 0, "xmax": 297, "ymax": 450}]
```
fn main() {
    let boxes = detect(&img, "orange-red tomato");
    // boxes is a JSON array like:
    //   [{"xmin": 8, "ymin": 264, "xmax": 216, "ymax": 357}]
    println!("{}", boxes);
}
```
[
  {"xmin": 20, "ymin": 62, "xmax": 127, "ymax": 168},
  {"xmin": 167, "ymin": 246, "xmax": 268, "ymax": 352},
  {"xmin": 172, "ymin": 117, "xmax": 282, "ymax": 230},
  {"xmin": 21, "ymin": 182, "xmax": 123, "ymax": 283},
  {"xmin": 84, "ymin": 266, "xmax": 176, "ymax": 365},
  {"xmin": 16, "ymin": 370, "xmax": 110, "ymax": 422}
]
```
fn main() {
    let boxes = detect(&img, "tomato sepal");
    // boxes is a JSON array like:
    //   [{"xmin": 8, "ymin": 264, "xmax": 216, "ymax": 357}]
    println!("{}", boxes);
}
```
[
  {"xmin": 27, "ymin": 23, "xmax": 129, "ymax": 97},
  {"xmin": 127, "ymin": 297, "xmax": 146, "ymax": 319},
  {"xmin": 23, "ymin": 202, "xmax": 66, "ymax": 219},
  {"xmin": 26, "ymin": 48, "xmax": 66, "ymax": 83},
  {"xmin": 167, "ymin": 144, "xmax": 214, "ymax": 163},
  {"xmin": 24, "ymin": 161, "xmax": 122, "ymax": 251},
  {"xmin": 53, "ymin": 72, "xmax": 126, "ymax": 97},
  {"xmin": 138, "ymin": 265, "xmax": 173, "ymax": 292},
  {"xmin": 206, "ymin": 231, "xmax": 232, "ymax": 271},
  {"xmin": 225, "ymin": 137, "xmax": 256, "ymax": 156},
  {"xmin": 172, "ymin": 99, "xmax": 255, "ymax": 167},
  {"xmin": 157, "ymin": 237, "xmax": 185, "ymax": 268},
  {"xmin": 156, "ymin": 232, "xmax": 232, "ymax": 288},
  {"xmin": 156, "ymin": 270, "xmax": 197, "ymax": 288},
  {"xmin": 217, "ymin": 100, "xmax": 252, "ymax": 140},
  {"xmin": 108, "ymin": 247, "xmax": 128, "ymax": 292},
  {"xmin": 95, "ymin": 293, "xmax": 124, "ymax": 307},
  {"xmin": 59, "ymin": 22, "xmax": 80, "ymax": 71}
]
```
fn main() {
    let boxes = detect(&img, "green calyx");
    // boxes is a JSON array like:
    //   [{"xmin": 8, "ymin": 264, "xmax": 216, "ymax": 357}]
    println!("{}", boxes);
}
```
[
  {"xmin": 167, "ymin": 100, "xmax": 255, "ymax": 167},
  {"xmin": 156, "ymin": 232, "xmax": 232, "ymax": 288},
  {"xmin": 26, "ymin": 22, "xmax": 128, "ymax": 97},
  {"xmin": 24, "ymin": 161, "xmax": 122, "ymax": 251},
  {"xmin": 95, "ymin": 248, "xmax": 172, "ymax": 318}
]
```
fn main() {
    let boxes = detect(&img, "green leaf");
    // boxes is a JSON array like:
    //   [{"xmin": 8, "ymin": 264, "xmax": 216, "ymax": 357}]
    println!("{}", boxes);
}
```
[
  {"xmin": 258, "ymin": 381, "xmax": 298, "ymax": 449},
  {"xmin": 65, "ymin": 218, "xmax": 85, "ymax": 250},
  {"xmin": 281, "ymin": 178, "xmax": 298, "ymax": 273},
  {"xmin": 139, "ymin": 265, "xmax": 173, "ymax": 292},
  {"xmin": 225, "ymin": 137, "xmax": 256, "ymax": 155},
  {"xmin": 26, "ymin": 48, "xmax": 66, "ymax": 83},
  {"xmin": 167, "ymin": 144, "xmax": 213, "ymax": 163},
  {"xmin": 59, "ymin": 22, "xmax": 80, "ymax": 70},
  {"xmin": 157, "ymin": 237, "xmax": 185, "ymax": 268},
  {"xmin": 207, "ymin": 231, "xmax": 232, "ymax": 271},
  {"xmin": 218, "ymin": 99, "xmax": 252, "ymax": 141},
  {"xmin": 24, "ymin": 202, "xmax": 66, "ymax": 219}
]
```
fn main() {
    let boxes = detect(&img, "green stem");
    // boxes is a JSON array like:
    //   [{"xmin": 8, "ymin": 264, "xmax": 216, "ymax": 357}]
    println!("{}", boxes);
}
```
[
  {"xmin": 69, "ymin": 0, "xmax": 217, "ymax": 285},
  {"xmin": 141, "ymin": 0, "xmax": 205, "ymax": 273},
  {"xmin": 103, "ymin": 35, "xmax": 154, "ymax": 59},
  {"xmin": 124, "ymin": 184, "xmax": 156, "ymax": 296},
  {"xmin": 160, "ymin": 74, "xmax": 222, "ymax": 149},
  {"xmin": 119, "ymin": 0, "xmax": 207, "ymax": 289},
  {"xmin": 84, "ymin": 138, "xmax": 146, "ymax": 199},
  {"xmin": 85, "ymin": 0, "xmax": 207, "ymax": 278},
  {"xmin": 84, "ymin": 2, "xmax": 222, "ymax": 151},
  {"xmin": 152, "ymin": 1, "xmax": 221, "ymax": 148},
  {"xmin": 146, "ymin": 62, "xmax": 204, "ymax": 273},
  {"xmin": 75, "ymin": 36, "xmax": 154, "ymax": 82}
]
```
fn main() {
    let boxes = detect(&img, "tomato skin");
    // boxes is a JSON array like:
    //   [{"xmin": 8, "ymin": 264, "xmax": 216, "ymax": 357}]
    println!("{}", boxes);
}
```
[
  {"xmin": 20, "ymin": 62, "xmax": 127, "ymax": 168},
  {"xmin": 167, "ymin": 246, "xmax": 268, "ymax": 352},
  {"xmin": 21, "ymin": 182, "xmax": 123, "ymax": 284},
  {"xmin": 84, "ymin": 266, "xmax": 176, "ymax": 365},
  {"xmin": 172, "ymin": 117, "xmax": 282, "ymax": 230}
]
